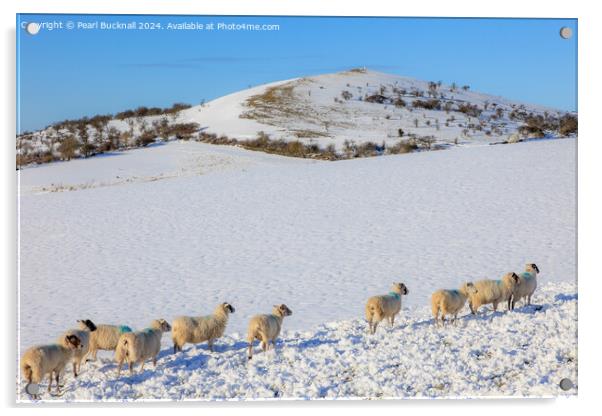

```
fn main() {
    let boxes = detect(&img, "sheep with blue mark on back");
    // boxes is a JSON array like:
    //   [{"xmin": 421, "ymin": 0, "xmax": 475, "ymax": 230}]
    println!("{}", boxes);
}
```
[
  {"xmin": 468, "ymin": 272, "xmax": 520, "ymax": 314},
  {"xmin": 365, "ymin": 282, "xmax": 409, "ymax": 334},
  {"xmin": 77, "ymin": 320, "xmax": 133, "ymax": 361},
  {"xmin": 512, "ymin": 263, "xmax": 540, "ymax": 308},
  {"xmin": 114, "ymin": 319, "xmax": 171, "ymax": 376}
]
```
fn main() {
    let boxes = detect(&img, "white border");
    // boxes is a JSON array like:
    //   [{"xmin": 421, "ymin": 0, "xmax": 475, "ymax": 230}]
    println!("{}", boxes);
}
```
[{"xmin": 2, "ymin": 1, "xmax": 600, "ymax": 415}]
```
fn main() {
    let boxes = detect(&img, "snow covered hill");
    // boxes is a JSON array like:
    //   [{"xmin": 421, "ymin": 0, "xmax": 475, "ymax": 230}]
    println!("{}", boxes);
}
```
[
  {"xmin": 17, "ymin": 282, "xmax": 577, "ymax": 401},
  {"xmin": 178, "ymin": 68, "xmax": 569, "ymax": 148},
  {"xmin": 17, "ymin": 69, "xmax": 577, "ymax": 166}
]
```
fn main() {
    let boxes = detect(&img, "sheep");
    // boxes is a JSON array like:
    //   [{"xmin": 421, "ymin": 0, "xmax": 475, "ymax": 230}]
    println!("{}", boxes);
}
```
[
  {"xmin": 21, "ymin": 334, "xmax": 82, "ymax": 398},
  {"xmin": 365, "ymin": 282, "xmax": 409, "ymax": 334},
  {"xmin": 78, "ymin": 320, "xmax": 133, "ymax": 361},
  {"xmin": 512, "ymin": 263, "xmax": 541, "ymax": 308},
  {"xmin": 468, "ymin": 272, "xmax": 520, "ymax": 314},
  {"xmin": 431, "ymin": 282, "xmax": 478, "ymax": 326},
  {"xmin": 246, "ymin": 304, "xmax": 292, "ymax": 360},
  {"xmin": 115, "ymin": 319, "xmax": 171, "ymax": 376},
  {"xmin": 172, "ymin": 302, "xmax": 235, "ymax": 353},
  {"xmin": 59, "ymin": 319, "xmax": 98, "ymax": 377}
]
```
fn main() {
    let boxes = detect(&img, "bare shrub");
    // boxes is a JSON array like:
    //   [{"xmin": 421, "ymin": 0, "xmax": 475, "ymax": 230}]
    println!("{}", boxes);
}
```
[
  {"xmin": 387, "ymin": 140, "xmax": 417, "ymax": 154},
  {"xmin": 341, "ymin": 90, "xmax": 353, "ymax": 100},
  {"xmin": 559, "ymin": 114, "xmax": 578, "ymax": 136},
  {"xmin": 456, "ymin": 103, "xmax": 482, "ymax": 117},
  {"xmin": 394, "ymin": 98, "xmax": 406, "ymax": 108},
  {"xmin": 365, "ymin": 94, "xmax": 388, "ymax": 104},
  {"xmin": 58, "ymin": 135, "xmax": 80, "ymax": 160},
  {"xmin": 136, "ymin": 129, "xmax": 157, "ymax": 147},
  {"xmin": 415, "ymin": 135, "xmax": 436, "ymax": 149},
  {"xmin": 412, "ymin": 99, "xmax": 441, "ymax": 110}
]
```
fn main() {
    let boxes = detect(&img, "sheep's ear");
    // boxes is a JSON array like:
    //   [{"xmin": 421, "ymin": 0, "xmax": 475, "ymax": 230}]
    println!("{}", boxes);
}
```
[{"xmin": 66, "ymin": 335, "xmax": 79, "ymax": 347}]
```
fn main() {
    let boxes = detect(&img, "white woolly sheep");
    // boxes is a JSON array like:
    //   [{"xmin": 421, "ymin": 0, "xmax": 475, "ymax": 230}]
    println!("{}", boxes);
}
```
[
  {"xmin": 365, "ymin": 282, "xmax": 409, "ymax": 334},
  {"xmin": 21, "ymin": 334, "xmax": 83, "ymax": 398},
  {"xmin": 78, "ymin": 321, "xmax": 133, "ymax": 361},
  {"xmin": 172, "ymin": 302, "xmax": 235, "ymax": 353},
  {"xmin": 468, "ymin": 272, "xmax": 520, "ymax": 314},
  {"xmin": 246, "ymin": 304, "xmax": 293, "ymax": 360},
  {"xmin": 431, "ymin": 282, "xmax": 478, "ymax": 326},
  {"xmin": 512, "ymin": 263, "xmax": 541, "ymax": 308},
  {"xmin": 115, "ymin": 319, "xmax": 171, "ymax": 376},
  {"xmin": 59, "ymin": 319, "xmax": 98, "ymax": 377}
]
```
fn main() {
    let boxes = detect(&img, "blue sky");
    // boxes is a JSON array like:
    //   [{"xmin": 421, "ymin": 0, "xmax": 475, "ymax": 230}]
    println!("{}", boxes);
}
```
[{"xmin": 17, "ymin": 15, "xmax": 577, "ymax": 132}]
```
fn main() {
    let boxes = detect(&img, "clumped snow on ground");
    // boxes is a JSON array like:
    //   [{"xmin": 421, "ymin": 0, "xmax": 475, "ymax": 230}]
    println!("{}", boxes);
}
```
[
  {"xmin": 17, "ymin": 282, "xmax": 576, "ymax": 401},
  {"xmin": 17, "ymin": 136, "xmax": 576, "ymax": 401}
]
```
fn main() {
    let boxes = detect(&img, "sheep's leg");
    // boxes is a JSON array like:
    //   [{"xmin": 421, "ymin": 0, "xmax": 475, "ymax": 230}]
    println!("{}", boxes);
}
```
[
  {"xmin": 72, "ymin": 362, "xmax": 77, "ymax": 377},
  {"xmin": 492, "ymin": 302, "xmax": 498, "ymax": 312},
  {"xmin": 372, "ymin": 321, "xmax": 379, "ymax": 334},
  {"xmin": 469, "ymin": 300, "xmax": 475, "ymax": 315},
  {"xmin": 507, "ymin": 297, "xmax": 512, "ymax": 311},
  {"xmin": 247, "ymin": 343, "xmax": 253, "ymax": 360},
  {"xmin": 47, "ymin": 372, "xmax": 53, "ymax": 392},
  {"xmin": 55, "ymin": 372, "xmax": 61, "ymax": 393},
  {"xmin": 117, "ymin": 360, "xmax": 123, "ymax": 377},
  {"xmin": 389, "ymin": 315, "xmax": 395, "ymax": 328},
  {"xmin": 139, "ymin": 360, "xmax": 145, "ymax": 373},
  {"xmin": 128, "ymin": 361, "xmax": 134, "ymax": 375},
  {"xmin": 208, "ymin": 339, "xmax": 214, "ymax": 352},
  {"xmin": 153, "ymin": 356, "xmax": 157, "ymax": 368}
]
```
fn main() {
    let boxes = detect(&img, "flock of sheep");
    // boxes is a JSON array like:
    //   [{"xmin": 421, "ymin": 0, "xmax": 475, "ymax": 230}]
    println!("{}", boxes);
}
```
[{"xmin": 20, "ymin": 263, "xmax": 540, "ymax": 399}]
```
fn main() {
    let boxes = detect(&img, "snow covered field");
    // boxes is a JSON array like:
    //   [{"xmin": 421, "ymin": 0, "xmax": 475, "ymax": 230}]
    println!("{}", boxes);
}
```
[{"xmin": 17, "ymin": 136, "xmax": 576, "ymax": 401}]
